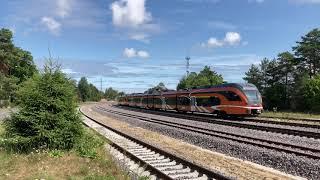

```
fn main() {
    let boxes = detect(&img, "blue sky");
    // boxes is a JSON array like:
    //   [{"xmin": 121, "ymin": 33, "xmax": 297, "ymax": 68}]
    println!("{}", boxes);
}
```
[{"xmin": 1, "ymin": 0, "xmax": 320, "ymax": 93}]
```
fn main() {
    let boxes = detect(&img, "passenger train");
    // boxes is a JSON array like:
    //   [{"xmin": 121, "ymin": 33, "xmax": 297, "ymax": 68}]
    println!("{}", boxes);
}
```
[{"xmin": 118, "ymin": 83, "xmax": 263, "ymax": 117}]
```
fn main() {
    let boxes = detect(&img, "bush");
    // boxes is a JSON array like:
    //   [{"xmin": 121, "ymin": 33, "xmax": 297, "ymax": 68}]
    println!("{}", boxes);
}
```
[
  {"xmin": 2, "ymin": 61, "xmax": 83, "ymax": 152},
  {"xmin": 302, "ymin": 74, "xmax": 320, "ymax": 112},
  {"xmin": 74, "ymin": 129, "xmax": 104, "ymax": 159}
]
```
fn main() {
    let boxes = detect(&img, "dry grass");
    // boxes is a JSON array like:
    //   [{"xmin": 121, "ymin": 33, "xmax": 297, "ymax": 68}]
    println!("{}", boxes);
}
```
[
  {"xmin": 0, "ymin": 124, "xmax": 129, "ymax": 180},
  {"xmin": 261, "ymin": 111, "xmax": 320, "ymax": 120}
]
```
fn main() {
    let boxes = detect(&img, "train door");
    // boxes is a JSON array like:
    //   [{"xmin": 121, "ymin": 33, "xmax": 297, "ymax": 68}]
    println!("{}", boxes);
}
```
[
  {"xmin": 161, "ymin": 96, "xmax": 166, "ymax": 110},
  {"xmin": 190, "ymin": 96, "xmax": 196, "ymax": 112}
]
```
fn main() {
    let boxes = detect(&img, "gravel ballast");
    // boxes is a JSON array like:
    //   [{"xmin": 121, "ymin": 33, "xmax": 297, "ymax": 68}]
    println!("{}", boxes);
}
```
[{"xmin": 95, "ymin": 106, "xmax": 320, "ymax": 179}]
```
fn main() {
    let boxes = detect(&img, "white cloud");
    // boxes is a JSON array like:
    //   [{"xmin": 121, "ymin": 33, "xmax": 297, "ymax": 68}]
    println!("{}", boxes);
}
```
[
  {"xmin": 224, "ymin": 32, "xmax": 241, "ymax": 45},
  {"xmin": 56, "ymin": 0, "xmax": 73, "ymax": 18},
  {"xmin": 129, "ymin": 33, "xmax": 150, "ymax": 43},
  {"xmin": 248, "ymin": 0, "xmax": 264, "ymax": 3},
  {"xmin": 137, "ymin": 51, "xmax": 150, "ymax": 58},
  {"xmin": 62, "ymin": 68, "xmax": 78, "ymax": 74},
  {"xmin": 206, "ymin": 38, "xmax": 224, "ymax": 48},
  {"xmin": 202, "ymin": 32, "xmax": 242, "ymax": 48},
  {"xmin": 123, "ymin": 48, "xmax": 150, "ymax": 58},
  {"xmin": 289, "ymin": 0, "xmax": 320, "ymax": 4},
  {"xmin": 4, "ymin": 0, "xmax": 104, "ymax": 36},
  {"xmin": 41, "ymin": 16, "xmax": 61, "ymax": 35},
  {"xmin": 110, "ymin": 0, "xmax": 161, "ymax": 42},
  {"xmin": 123, "ymin": 48, "xmax": 137, "ymax": 58},
  {"xmin": 110, "ymin": 0, "xmax": 152, "ymax": 28}
]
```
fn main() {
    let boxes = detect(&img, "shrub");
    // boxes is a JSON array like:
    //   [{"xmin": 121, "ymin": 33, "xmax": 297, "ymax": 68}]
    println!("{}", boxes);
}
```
[
  {"xmin": 74, "ymin": 129, "xmax": 104, "ymax": 159},
  {"xmin": 2, "ymin": 61, "xmax": 83, "ymax": 152},
  {"xmin": 302, "ymin": 74, "xmax": 320, "ymax": 112}
]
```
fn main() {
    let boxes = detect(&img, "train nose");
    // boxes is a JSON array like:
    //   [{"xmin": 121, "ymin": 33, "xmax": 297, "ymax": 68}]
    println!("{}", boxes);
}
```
[{"xmin": 252, "ymin": 109, "xmax": 262, "ymax": 114}]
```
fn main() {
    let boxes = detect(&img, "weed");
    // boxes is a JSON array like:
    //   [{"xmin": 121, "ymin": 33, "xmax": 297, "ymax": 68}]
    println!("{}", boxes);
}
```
[
  {"xmin": 74, "ymin": 129, "xmax": 104, "ymax": 159},
  {"xmin": 48, "ymin": 149, "xmax": 64, "ymax": 158}
]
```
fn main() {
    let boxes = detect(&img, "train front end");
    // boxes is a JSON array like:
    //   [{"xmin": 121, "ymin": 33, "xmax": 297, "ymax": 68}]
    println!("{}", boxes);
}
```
[{"xmin": 242, "ymin": 84, "xmax": 263, "ymax": 115}]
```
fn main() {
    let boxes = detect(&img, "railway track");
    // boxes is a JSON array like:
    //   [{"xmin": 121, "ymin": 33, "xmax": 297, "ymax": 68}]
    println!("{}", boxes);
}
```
[
  {"xmin": 94, "ymin": 105, "xmax": 320, "ymax": 160},
  {"xmin": 117, "ymin": 105, "xmax": 320, "ymax": 129},
  {"xmin": 80, "ymin": 108, "xmax": 232, "ymax": 180},
  {"xmin": 114, "ymin": 105, "xmax": 320, "ymax": 137}
]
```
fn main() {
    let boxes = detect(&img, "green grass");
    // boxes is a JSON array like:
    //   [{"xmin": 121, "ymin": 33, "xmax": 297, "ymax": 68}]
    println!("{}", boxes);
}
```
[
  {"xmin": 261, "ymin": 111, "xmax": 320, "ymax": 120},
  {"xmin": 0, "ymin": 124, "xmax": 130, "ymax": 180}
]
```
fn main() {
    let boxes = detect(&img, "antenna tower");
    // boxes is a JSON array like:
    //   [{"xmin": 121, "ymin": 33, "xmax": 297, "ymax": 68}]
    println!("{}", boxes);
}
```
[{"xmin": 186, "ymin": 56, "xmax": 190, "ymax": 76}]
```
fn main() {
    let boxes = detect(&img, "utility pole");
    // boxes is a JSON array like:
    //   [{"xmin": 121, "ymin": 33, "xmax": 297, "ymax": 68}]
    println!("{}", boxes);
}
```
[
  {"xmin": 100, "ymin": 78, "xmax": 103, "ymax": 92},
  {"xmin": 93, "ymin": 78, "xmax": 108, "ymax": 93},
  {"xmin": 186, "ymin": 56, "xmax": 190, "ymax": 76}
]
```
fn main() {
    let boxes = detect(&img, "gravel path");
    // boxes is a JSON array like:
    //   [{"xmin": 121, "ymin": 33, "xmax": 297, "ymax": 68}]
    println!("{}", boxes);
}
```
[{"xmin": 94, "ymin": 106, "xmax": 320, "ymax": 179}]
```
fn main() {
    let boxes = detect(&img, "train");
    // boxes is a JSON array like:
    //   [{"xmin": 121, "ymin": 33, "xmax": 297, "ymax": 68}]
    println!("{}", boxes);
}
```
[{"xmin": 117, "ymin": 83, "xmax": 263, "ymax": 117}]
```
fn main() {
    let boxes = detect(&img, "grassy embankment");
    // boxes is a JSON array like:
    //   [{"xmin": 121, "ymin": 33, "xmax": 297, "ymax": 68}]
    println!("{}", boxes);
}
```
[
  {"xmin": 0, "ymin": 122, "xmax": 129, "ymax": 180},
  {"xmin": 261, "ymin": 111, "xmax": 320, "ymax": 120}
]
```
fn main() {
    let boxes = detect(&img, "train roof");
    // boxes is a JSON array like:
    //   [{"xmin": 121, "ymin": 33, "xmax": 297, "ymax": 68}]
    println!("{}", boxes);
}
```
[
  {"xmin": 124, "ymin": 83, "xmax": 258, "ymax": 97},
  {"xmin": 190, "ymin": 83, "xmax": 258, "ymax": 91}
]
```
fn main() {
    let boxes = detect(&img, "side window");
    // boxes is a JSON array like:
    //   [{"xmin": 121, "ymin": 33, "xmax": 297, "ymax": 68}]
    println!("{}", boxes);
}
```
[
  {"xmin": 166, "ymin": 97, "xmax": 176, "ymax": 105},
  {"xmin": 154, "ymin": 98, "xmax": 161, "ymax": 105},
  {"xmin": 210, "ymin": 96, "xmax": 220, "ymax": 105},
  {"xmin": 178, "ymin": 96, "xmax": 190, "ymax": 105},
  {"xmin": 196, "ymin": 97, "xmax": 220, "ymax": 106},
  {"xmin": 196, "ymin": 98, "xmax": 209, "ymax": 106},
  {"xmin": 227, "ymin": 91, "xmax": 241, "ymax": 101},
  {"xmin": 220, "ymin": 91, "xmax": 241, "ymax": 101}
]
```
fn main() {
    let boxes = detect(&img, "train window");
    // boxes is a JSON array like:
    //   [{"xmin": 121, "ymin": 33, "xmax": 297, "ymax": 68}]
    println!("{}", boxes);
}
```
[
  {"xmin": 196, "ymin": 97, "xmax": 220, "ymax": 106},
  {"xmin": 220, "ymin": 91, "xmax": 241, "ymax": 101},
  {"xmin": 178, "ymin": 96, "xmax": 190, "ymax": 106},
  {"xmin": 154, "ymin": 98, "xmax": 162, "ymax": 105},
  {"xmin": 196, "ymin": 98, "xmax": 210, "ymax": 106},
  {"xmin": 166, "ymin": 97, "xmax": 176, "ymax": 105},
  {"xmin": 210, "ymin": 96, "xmax": 221, "ymax": 105},
  {"xmin": 142, "ymin": 98, "xmax": 148, "ymax": 104}
]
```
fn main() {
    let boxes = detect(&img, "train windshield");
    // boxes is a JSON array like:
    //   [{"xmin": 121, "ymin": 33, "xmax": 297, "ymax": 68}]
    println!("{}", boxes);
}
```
[{"xmin": 244, "ymin": 90, "xmax": 261, "ymax": 104}]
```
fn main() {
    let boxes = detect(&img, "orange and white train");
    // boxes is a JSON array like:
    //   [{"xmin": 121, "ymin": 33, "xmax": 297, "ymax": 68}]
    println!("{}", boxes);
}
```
[{"xmin": 118, "ymin": 83, "xmax": 263, "ymax": 117}]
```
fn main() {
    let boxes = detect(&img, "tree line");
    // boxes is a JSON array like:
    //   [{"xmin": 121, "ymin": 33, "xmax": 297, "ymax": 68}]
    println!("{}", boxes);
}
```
[
  {"xmin": 77, "ymin": 77, "xmax": 124, "ymax": 102},
  {"xmin": 0, "ymin": 28, "xmax": 37, "ymax": 107},
  {"xmin": 243, "ymin": 28, "xmax": 320, "ymax": 112}
]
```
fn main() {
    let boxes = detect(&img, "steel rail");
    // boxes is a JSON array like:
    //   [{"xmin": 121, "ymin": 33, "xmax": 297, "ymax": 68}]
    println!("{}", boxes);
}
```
[
  {"xmin": 115, "ymin": 105, "xmax": 320, "ymax": 138},
  {"xmin": 116, "ymin": 105, "xmax": 320, "ymax": 129},
  {"xmin": 80, "ymin": 108, "xmax": 232, "ymax": 180},
  {"xmin": 95, "ymin": 106, "xmax": 320, "ymax": 160}
]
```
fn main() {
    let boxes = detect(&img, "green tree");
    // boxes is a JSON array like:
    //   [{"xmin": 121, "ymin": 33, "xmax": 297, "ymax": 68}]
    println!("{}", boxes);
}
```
[
  {"xmin": 276, "ymin": 52, "xmax": 296, "ymax": 107},
  {"xmin": 3, "ymin": 61, "xmax": 83, "ymax": 152},
  {"xmin": 0, "ymin": 28, "xmax": 37, "ymax": 82},
  {"xmin": 0, "ymin": 73, "xmax": 18, "ymax": 103},
  {"xmin": 78, "ymin": 77, "xmax": 90, "ymax": 102},
  {"xmin": 177, "ymin": 66, "xmax": 223, "ymax": 90},
  {"xmin": 0, "ymin": 28, "xmax": 14, "ymax": 67},
  {"xmin": 302, "ymin": 74, "xmax": 320, "ymax": 112},
  {"xmin": 243, "ymin": 64, "xmax": 263, "ymax": 91},
  {"xmin": 145, "ymin": 82, "xmax": 168, "ymax": 94},
  {"xmin": 104, "ymin": 87, "xmax": 119, "ymax": 100},
  {"xmin": 244, "ymin": 58, "xmax": 290, "ymax": 109},
  {"xmin": 293, "ymin": 28, "xmax": 320, "ymax": 78},
  {"xmin": 89, "ymin": 83, "xmax": 102, "ymax": 101}
]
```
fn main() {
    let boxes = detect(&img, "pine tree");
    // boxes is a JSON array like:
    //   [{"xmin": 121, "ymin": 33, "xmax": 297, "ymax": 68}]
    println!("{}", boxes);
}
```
[{"xmin": 3, "ymin": 60, "xmax": 83, "ymax": 152}]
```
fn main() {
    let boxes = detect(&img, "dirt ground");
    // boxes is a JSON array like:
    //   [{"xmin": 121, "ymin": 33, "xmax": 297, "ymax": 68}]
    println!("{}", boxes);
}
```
[{"xmin": 81, "ymin": 103, "xmax": 305, "ymax": 180}]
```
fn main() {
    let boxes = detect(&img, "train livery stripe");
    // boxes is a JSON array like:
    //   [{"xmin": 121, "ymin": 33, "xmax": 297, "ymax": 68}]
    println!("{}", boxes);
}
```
[{"xmin": 213, "ymin": 105, "xmax": 263, "ymax": 110}]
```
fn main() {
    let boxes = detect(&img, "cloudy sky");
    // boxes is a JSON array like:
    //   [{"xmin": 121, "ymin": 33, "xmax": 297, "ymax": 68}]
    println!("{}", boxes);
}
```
[{"xmin": 1, "ymin": 0, "xmax": 320, "ymax": 92}]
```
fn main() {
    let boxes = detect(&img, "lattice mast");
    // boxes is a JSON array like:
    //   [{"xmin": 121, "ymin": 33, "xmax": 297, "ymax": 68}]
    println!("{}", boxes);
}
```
[{"xmin": 186, "ymin": 56, "xmax": 190, "ymax": 76}]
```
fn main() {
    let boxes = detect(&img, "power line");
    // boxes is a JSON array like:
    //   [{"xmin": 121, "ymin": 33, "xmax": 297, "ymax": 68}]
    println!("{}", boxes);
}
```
[{"xmin": 92, "ymin": 78, "xmax": 108, "ymax": 92}]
